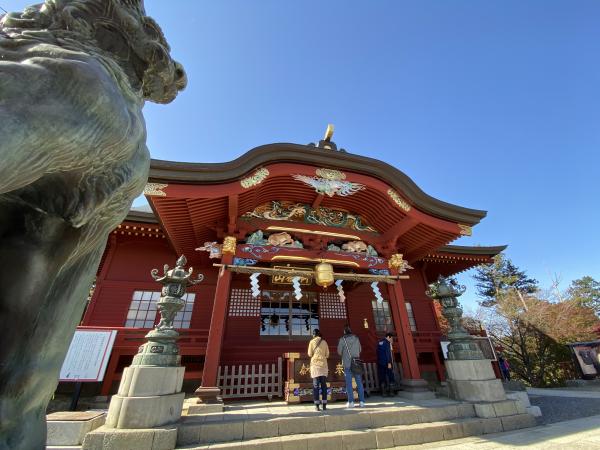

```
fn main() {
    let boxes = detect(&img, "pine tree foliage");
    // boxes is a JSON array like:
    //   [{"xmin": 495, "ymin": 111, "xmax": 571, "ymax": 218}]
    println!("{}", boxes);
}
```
[
  {"xmin": 567, "ymin": 276, "xmax": 600, "ymax": 316},
  {"xmin": 473, "ymin": 253, "xmax": 538, "ymax": 307}
]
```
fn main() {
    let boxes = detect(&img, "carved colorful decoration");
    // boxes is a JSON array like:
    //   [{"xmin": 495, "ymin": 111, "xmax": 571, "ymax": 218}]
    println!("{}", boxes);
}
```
[
  {"xmin": 195, "ymin": 241, "xmax": 223, "ymax": 259},
  {"xmin": 458, "ymin": 224, "xmax": 473, "ymax": 236},
  {"xmin": 267, "ymin": 232, "xmax": 294, "ymax": 247},
  {"xmin": 331, "ymin": 251, "xmax": 385, "ymax": 268},
  {"xmin": 387, "ymin": 188, "xmax": 411, "ymax": 212},
  {"xmin": 232, "ymin": 257, "xmax": 258, "ymax": 266},
  {"xmin": 242, "ymin": 201, "xmax": 378, "ymax": 233},
  {"xmin": 341, "ymin": 240, "xmax": 368, "ymax": 253},
  {"xmin": 144, "ymin": 182, "xmax": 168, "ymax": 197},
  {"xmin": 388, "ymin": 253, "xmax": 413, "ymax": 273},
  {"xmin": 246, "ymin": 230, "xmax": 303, "ymax": 248},
  {"xmin": 240, "ymin": 168, "xmax": 269, "ymax": 188},
  {"xmin": 292, "ymin": 168, "xmax": 365, "ymax": 197},
  {"xmin": 315, "ymin": 168, "xmax": 345, "ymax": 180},
  {"xmin": 222, "ymin": 236, "xmax": 237, "ymax": 255}
]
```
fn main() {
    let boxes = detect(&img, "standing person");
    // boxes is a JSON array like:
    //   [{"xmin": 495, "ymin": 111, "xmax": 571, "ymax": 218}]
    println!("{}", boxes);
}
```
[
  {"xmin": 337, "ymin": 325, "xmax": 366, "ymax": 408},
  {"xmin": 377, "ymin": 333, "xmax": 396, "ymax": 396},
  {"xmin": 308, "ymin": 329, "xmax": 329, "ymax": 411}
]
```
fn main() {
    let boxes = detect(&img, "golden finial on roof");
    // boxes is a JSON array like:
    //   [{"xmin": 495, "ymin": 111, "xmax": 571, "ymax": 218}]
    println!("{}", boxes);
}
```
[{"xmin": 324, "ymin": 124, "xmax": 334, "ymax": 142}]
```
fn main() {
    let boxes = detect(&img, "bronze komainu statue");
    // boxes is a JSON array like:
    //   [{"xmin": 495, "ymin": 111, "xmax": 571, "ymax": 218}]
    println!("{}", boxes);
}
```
[{"xmin": 0, "ymin": 1, "xmax": 186, "ymax": 448}]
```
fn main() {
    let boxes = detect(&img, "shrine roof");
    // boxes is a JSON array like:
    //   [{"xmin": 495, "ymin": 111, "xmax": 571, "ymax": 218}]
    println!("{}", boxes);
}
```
[{"xmin": 148, "ymin": 142, "xmax": 486, "ymax": 226}]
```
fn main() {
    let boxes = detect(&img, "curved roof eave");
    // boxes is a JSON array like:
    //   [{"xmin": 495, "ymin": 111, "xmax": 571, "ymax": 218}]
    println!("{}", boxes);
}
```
[
  {"xmin": 148, "ymin": 143, "xmax": 488, "ymax": 226},
  {"xmin": 437, "ymin": 245, "xmax": 507, "ymax": 255}
]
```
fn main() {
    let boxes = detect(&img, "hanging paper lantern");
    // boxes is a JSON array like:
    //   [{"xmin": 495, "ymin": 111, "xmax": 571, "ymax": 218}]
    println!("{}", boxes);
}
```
[
  {"xmin": 335, "ymin": 279, "xmax": 346, "ymax": 303},
  {"xmin": 315, "ymin": 262, "xmax": 334, "ymax": 288},
  {"xmin": 371, "ymin": 281, "xmax": 384, "ymax": 303}
]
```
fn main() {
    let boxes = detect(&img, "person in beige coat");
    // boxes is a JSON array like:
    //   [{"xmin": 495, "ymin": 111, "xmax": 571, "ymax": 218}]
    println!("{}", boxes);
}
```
[{"xmin": 308, "ymin": 328, "xmax": 330, "ymax": 411}]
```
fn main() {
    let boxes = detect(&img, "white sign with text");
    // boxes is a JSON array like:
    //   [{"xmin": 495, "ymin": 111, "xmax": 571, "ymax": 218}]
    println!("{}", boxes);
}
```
[{"xmin": 59, "ymin": 329, "xmax": 117, "ymax": 382}]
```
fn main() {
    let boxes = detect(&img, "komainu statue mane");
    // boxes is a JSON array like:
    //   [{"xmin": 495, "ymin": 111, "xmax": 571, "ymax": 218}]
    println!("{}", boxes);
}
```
[{"xmin": 0, "ymin": 1, "xmax": 186, "ymax": 448}]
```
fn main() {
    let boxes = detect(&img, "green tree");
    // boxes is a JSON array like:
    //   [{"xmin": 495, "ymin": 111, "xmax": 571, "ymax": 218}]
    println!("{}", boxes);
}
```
[
  {"xmin": 473, "ymin": 253, "xmax": 538, "ymax": 307},
  {"xmin": 567, "ymin": 276, "xmax": 600, "ymax": 316}
]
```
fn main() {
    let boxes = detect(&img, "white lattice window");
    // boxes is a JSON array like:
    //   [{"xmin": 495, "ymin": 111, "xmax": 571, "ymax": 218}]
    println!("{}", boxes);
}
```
[
  {"xmin": 260, "ymin": 290, "xmax": 318, "ymax": 337},
  {"xmin": 173, "ymin": 293, "xmax": 195, "ymax": 328},
  {"xmin": 229, "ymin": 288, "xmax": 261, "ymax": 317},
  {"xmin": 405, "ymin": 302, "xmax": 417, "ymax": 332},
  {"xmin": 371, "ymin": 299, "xmax": 394, "ymax": 333},
  {"xmin": 319, "ymin": 292, "xmax": 347, "ymax": 319},
  {"xmin": 125, "ymin": 291, "xmax": 195, "ymax": 329}
]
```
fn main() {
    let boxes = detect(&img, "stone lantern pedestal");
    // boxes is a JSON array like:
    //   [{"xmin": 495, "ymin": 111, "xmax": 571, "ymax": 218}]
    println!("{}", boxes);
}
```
[
  {"xmin": 426, "ymin": 277, "xmax": 534, "ymax": 430},
  {"xmin": 83, "ymin": 256, "xmax": 203, "ymax": 450}
]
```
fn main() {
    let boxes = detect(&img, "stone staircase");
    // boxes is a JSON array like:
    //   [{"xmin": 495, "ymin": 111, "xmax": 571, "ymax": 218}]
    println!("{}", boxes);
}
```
[{"xmin": 175, "ymin": 398, "xmax": 536, "ymax": 449}]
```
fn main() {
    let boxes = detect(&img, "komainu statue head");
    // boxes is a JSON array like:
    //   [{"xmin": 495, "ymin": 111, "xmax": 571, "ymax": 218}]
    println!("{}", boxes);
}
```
[
  {"xmin": 0, "ymin": 2, "xmax": 186, "ymax": 449},
  {"xmin": 1, "ymin": 0, "xmax": 186, "ymax": 103}
]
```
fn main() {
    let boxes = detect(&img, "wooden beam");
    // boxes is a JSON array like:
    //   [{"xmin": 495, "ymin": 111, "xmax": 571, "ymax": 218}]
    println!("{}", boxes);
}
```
[
  {"xmin": 227, "ymin": 194, "xmax": 239, "ymax": 234},
  {"xmin": 311, "ymin": 194, "xmax": 324, "ymax": 209}
]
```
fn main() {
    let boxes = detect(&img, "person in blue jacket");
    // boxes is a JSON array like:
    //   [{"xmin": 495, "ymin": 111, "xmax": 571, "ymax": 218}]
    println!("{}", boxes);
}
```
[{"xmin": 377, "ymin": 332, "xmax": 395, "ymax": 396}]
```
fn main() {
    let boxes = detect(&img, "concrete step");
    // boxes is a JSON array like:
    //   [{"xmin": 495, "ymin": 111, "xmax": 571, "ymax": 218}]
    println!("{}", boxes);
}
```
[
  {"xmin": 176, "ymin": 403, "xmax": 476, "ymax": 447},
  {"xmin": 175, "ymin": 414, "xmax": 537, "ymax": 449}
]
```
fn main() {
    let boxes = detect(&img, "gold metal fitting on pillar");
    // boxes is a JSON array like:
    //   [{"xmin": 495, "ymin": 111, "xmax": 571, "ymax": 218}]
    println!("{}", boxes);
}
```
[
  {"xmin": 222, "ymin": 236, "xmax": 237, "ymax": 255},
  {"xmin": 363, "ymin": 318, "xmax": 369, "ymax": 329}
]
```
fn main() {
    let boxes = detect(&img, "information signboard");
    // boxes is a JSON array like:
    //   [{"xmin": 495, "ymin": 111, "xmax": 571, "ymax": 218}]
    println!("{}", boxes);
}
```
[{"xmin": 59, "ymin": 329, "xmax": 118, "ymax": 382}]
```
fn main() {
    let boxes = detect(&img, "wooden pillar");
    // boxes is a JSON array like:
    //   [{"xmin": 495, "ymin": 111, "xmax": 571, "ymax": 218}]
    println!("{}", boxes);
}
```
[
  {"xmin": 386, "ymin": 273, "xmax": 421, "ymax": 380},
  {"xmin": 195, "ymin": 237, "xmax": 236, "ymax": 403}
]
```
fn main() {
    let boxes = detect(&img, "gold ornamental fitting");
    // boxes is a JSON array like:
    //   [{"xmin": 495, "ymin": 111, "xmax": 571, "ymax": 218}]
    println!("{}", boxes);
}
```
[
  {"xmin": 222, "ymin": 236, "xmax": 237, "ymax": 255},
  {"xmin": 324, "ymin": 124, "xmax": 334, "ymax": 142},
  {"xmin": 389, "ymin": 254, "xmax": 406, "ymax": 270}
]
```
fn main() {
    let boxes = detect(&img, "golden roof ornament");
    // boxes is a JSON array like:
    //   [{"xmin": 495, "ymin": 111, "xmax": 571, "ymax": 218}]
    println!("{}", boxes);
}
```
[{"xmin": 324, "ymin": 124, "xmax": 334, "ymax": 142}]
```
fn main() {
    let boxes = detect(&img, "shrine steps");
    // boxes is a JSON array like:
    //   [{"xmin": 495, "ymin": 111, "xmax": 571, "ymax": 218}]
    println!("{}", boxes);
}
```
[{"xmin": 174, "ymin": 399, "xmax": 537, "ymax": 449}]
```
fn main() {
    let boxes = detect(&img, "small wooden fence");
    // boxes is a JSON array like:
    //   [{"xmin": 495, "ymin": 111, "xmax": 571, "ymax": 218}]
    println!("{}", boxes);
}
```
[
  {"xmin": 363, "ymin": 362, "xmax": 402, "ymax": 394},
  {"xmin": 218, "ymin": 357, "xmax": 283, "ymax": 399}
]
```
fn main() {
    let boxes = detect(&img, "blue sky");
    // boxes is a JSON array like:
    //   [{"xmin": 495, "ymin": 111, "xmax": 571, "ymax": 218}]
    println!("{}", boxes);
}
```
[{"xmin": 5, "ymin": 1, "xmax": 600, "ymax": 309}]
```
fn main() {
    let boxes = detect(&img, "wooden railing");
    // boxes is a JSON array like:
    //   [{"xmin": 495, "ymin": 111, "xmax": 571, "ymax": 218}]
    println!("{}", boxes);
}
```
[
  {"xmin": 76, "ymin": 326, "xmax": 210, "ymax": 396},
  {"xmin": 217, "ymin": 358, "xmax": 283, "ymax": 400}
]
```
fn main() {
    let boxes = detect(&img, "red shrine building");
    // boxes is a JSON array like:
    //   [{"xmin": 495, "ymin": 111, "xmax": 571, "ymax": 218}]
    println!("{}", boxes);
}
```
[{"xmin": 80, "ymin": 133, "xmax": 504, "ymax": 400}]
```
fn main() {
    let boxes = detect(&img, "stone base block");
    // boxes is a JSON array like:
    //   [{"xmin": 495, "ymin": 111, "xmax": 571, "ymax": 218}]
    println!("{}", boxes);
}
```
[
  {"xmin": 527, "ymin": 405, "xmax": 542, "ymax": 417},
  {"xmin": 47, "ymin": 411, "xmax": 106, "ymax": 446},
  {"xmin": 397, "ymin": 390, "xmax": 436, "ymax": 400},
  {"xmin": 445, "ymin": 359, "xmax": 496, "ymax": 381},
  {"xmin": 195, "ymin": 386, "xmax": 223, "ymax": 404},
  {"xmin": 118, "ymin": 365, "xmax": 185, "ymax": 397},
  {"xmin": 448, "ymin": 378, "xmax": 506, "ymax": 402},
  {"xmin": 186, "ymin": 402, "xmax": 224, "ymax": 415},
  {"xmin": 82, "ymin": 424, "xmax": 177, "ymax": 450},
  {"xmin": 506, "ymin": 390, "xmax": 531, "ymax": 407},
  {"xmin": 106, "ymin": 392, "xmax": 185, "ymax": 429},
  {"xmin": 397, "ymin": 379, "xmax": 436, "ymax": 400}
]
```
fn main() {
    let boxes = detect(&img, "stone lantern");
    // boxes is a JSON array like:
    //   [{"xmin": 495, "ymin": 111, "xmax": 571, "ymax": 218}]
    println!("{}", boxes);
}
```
[
  {"xmin": 97, "ymin": 255, "xmax": 204, "ymax": 445},
  {"xmin": 132, "ymin": 255, "xmax": 204, "ymax": 366},
  {"xmin": 426, "ymin": 276, "xmax": 506, "ymax": 403},
  {"xmin": 426, "ymin": 276, "xmax": 484, "ymax": 360}
]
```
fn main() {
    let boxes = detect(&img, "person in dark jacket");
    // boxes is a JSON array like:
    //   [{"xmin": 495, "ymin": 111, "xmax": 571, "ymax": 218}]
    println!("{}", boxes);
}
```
[{"xmin": 377, "ymin": 333, "xmax": 395, "ymax": 396}]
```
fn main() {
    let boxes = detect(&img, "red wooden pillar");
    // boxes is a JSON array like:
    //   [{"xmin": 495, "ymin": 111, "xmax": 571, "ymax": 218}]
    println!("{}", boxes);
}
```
[
  {"xmin": 387, "ymin": 259, "xmax": 434, "ymax": 398},
  {"xmin": 195, "ymin": 239, "xmax": 235, "ymax": 403},
  {"xmin": 386, "ymin": 272, "xmax": 421, "ymax": 380}
]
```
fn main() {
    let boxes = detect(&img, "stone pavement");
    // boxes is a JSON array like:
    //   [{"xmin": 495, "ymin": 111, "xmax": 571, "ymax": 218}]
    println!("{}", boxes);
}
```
[
  {"xmin": 398, "ymin": 413, "xmax": 600, "ymax": 449},
  {"xmin": 527, "ymin": 387, "xmax": 600, "ymax": 398}
]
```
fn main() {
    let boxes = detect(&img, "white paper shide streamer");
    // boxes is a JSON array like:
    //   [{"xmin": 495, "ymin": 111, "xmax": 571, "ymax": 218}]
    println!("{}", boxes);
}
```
[
  {"xmin": 371, "ymin": 281, "xmax": 384, "ymax": 303},
  {"xmin": 250, "ymin": 273, "xmax": 261, "ymax": 298},
  {"xmin": 335, "ymin": 279, "xmax": 346, "ymax": 303},
  {"xmin": 292, "ymin": 276, "xmax": 303, "ymax": 300}
]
